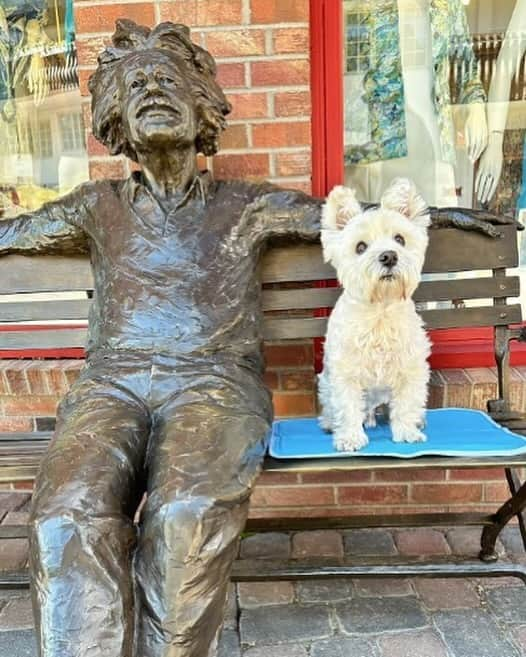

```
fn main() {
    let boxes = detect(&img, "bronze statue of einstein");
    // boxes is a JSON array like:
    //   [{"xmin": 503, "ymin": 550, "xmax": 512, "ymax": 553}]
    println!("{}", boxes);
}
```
[{"xmin": 0, "ymin": 19, "xmax": 513, "ymax": 657}]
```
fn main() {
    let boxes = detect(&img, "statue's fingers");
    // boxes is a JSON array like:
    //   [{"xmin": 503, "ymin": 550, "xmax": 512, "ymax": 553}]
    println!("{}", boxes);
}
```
[{"xmin": 470, "ymin": 218, "xmax": 501, "ymax": 237}]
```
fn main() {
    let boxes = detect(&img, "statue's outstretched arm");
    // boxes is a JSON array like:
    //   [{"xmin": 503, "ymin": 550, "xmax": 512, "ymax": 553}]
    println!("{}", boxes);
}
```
[
  {"xmin": 250, "ymin": 186, "xmax": 322, "ymax": 243},
  {"xmin": 255, "ymin": 184, "xmax": 520, "ymax": 243},
  {"xmin": 0, "ymin": 189, "xmax": 89, "ymax": 256}
]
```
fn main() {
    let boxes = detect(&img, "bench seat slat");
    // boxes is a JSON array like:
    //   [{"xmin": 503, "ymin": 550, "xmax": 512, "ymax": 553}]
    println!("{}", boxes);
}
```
[{"xmin": 2, "ymin": 451, "xmax": 526, "ymax": 484}]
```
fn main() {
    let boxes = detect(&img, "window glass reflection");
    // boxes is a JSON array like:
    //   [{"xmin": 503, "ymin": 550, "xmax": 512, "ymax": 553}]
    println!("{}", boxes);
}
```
[{"xmin": 0, "ymin": 0, "xmax": 88, "ymax": 218}]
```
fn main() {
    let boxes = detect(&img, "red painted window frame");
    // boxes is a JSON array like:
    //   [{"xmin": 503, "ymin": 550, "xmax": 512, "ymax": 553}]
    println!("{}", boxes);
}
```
[{"xmin": 309, "ymin": 0, "xmax": 526, "ymax": 369}]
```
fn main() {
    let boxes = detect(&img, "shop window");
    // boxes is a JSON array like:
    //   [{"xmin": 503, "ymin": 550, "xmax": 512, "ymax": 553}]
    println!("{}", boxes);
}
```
[
  {"xmin": 35, "ymin": 119, "xmax": 53, "ymax": 159},
  {"xmin": 311, "ymin": 0, "xmax": 526, "ymax": 366},
  {"xmin": 59, "ymin": 112, "xmax": 85, "ymax": 153},
  {"xmin": 0, "ymin": 0, "xmax": 88, "ymax": 218}
]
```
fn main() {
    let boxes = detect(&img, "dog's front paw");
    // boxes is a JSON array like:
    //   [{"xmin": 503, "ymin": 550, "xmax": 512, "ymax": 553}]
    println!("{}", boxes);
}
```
[
  {"xmin": 333, "ymin": 428, "xmax": 369, "ymax": 452},
  {"xmin": 391, "ymin": 424, "xmax": 427, "ymax": 444}
]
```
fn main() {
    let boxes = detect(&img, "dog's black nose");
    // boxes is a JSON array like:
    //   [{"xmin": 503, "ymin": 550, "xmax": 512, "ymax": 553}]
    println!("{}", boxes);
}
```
[{"xmin": 379, "ymin": 250, "xmax": 398, "ymax": 268}]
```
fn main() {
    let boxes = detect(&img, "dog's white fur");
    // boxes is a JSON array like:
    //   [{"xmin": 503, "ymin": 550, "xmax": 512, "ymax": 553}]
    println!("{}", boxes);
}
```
[{"xmin": 318, "ymin": 178, "xmax": 432, "ymax": 452}]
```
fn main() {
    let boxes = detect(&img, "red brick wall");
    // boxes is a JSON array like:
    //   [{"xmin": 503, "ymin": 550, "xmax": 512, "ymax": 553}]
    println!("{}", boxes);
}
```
[{"xmin": 75, "ymin": 0, "xmax": 312, "ymax": 193}]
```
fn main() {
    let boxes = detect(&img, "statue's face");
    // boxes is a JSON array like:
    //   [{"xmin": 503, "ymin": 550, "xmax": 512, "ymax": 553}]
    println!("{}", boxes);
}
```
[{"xmin": 119, "ymin": 54, "xmax": 197, "ymax": 153}]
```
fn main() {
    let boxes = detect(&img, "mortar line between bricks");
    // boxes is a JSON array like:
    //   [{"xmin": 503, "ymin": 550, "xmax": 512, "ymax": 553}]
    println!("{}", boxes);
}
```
[
  {"xmin": 229, "ymin": 118, "xmax": 313, "ymax": 125},
  {"xmin": 244, "ymin": 61, "xmax": 251, "ymax": 88},
  {"xmin": 268, "ymin": 176, "xmax": 311, "ymax": 184},
  {"xmin": 266, "ymin": 31, "xmax": 276, "ymax": 59},
  {"xmin": 76, "ymin": 0, "xmax": 163, "ymax": 5},
  {"xmin": 219, "ymin": 146, "xmax": 310, "ymax": 155},
  {"xmin": 196, "ymin": 23, "xmax": 310, "ymax": 32},
  {"xmin": 268, "ymin": 152, "xmax": 276, "ymax": 178},
  {"xmin": 224, "ymin": 85, "xmax": 311, "ymax": 94},
  {"xmin": 242, "ymin": 0, "xmax": 250, "ymax": 25},
  {"xmin": 215, "ymin": 54, "xmax": 309, "ymax": 63},
  {"xmin": 231, "ymin": 116, "xmax": 312, "ymax": 126},
  {"xmin": 79, "ymin": 53, "xmax": 309, "ymax": 66}
]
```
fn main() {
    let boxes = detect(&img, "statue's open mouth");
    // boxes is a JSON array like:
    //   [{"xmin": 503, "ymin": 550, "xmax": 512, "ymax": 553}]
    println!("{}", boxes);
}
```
[{"xmin": 137, "ymin": 103, "xmax": 180, "ymax": 118}]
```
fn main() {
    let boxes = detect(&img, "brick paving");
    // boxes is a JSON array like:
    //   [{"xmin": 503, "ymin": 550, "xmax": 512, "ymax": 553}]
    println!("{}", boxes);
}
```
[{"xmin": 1, "ymin": 497, "xmax": 526, "ymax": 656}]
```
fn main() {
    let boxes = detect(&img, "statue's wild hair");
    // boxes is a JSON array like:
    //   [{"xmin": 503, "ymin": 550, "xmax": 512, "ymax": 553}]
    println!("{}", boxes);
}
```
[{"xmin": 88, "ymin": 20, "xmax": 231, "ymax": 160}]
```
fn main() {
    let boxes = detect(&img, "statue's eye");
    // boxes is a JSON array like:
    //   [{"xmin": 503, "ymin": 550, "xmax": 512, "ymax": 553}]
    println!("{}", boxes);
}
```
[
  {"xmin": 159, "ymin": 76, "xmax": 176, "ymax": 86},
  {"xmin": 356, "ymin": 241, "xmax": 367, "ymax": 254},
  {"xmin": 394, "ymin": 234, "xmax": 405, "ymax": 246},
  {"xmin": 131, "ymin": 79, "xmax": 145, "ymax": 89}
]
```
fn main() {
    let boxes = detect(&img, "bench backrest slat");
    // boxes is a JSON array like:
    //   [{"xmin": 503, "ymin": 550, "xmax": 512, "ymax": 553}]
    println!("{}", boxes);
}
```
[
  {"xmin": 263, "ymin": 305, "xmax": 522, "ymax": 340},
  {"xmin": 0, "ymin": 223, "xmax": 520, "ymax": 350},
  {"xmin": 0, "ymin": 256, "xmax": 92, "ymax": 294},
  {"xmin": 0, "ymin": 329, "xmax": 88, "ymax": 350},
  {"xmin": 262, "ymin": 276, "xmax": 521, "ymax": 312},
  {"xmin": 0, "ymin": 300, "xmax": 91, "ymax": 322},
  {"xmin": 262, "ymin": 226, "xmax": 519, "ymax": 283}
]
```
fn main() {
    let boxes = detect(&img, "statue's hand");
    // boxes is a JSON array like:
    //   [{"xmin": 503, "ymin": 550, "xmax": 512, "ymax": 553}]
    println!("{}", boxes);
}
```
[{"xmin": 430, "ymin": 207, "xmax": 522, "ymax": 238}]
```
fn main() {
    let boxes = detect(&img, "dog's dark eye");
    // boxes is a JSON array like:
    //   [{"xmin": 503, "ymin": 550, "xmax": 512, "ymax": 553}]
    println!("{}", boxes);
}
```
[
  {"xmin": 356, "ymin": 241, "xmax": 367, "ymax": 254},
  {"xmin": 394, "ymin": 234, "xmax": 405, "ymax": 246}
]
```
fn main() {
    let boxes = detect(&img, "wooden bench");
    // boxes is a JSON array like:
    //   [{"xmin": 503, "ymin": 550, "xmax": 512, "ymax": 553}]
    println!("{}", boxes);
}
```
[{"xmin": 1, "ymin": 224, "xmax": 526, "ymax": 588}]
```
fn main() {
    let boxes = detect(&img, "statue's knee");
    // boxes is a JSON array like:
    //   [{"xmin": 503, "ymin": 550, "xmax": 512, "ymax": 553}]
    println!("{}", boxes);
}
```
[
  {"xmin": 156, "ymin": 497, "xmax": 216, "ymax": 535},
  {"xmin": 145, "ymin": 495, "xmax": 247, "ymax": 559},
  {"xmin": 30, "ymin": 511, "xmax": 82, "ymax": 572}
]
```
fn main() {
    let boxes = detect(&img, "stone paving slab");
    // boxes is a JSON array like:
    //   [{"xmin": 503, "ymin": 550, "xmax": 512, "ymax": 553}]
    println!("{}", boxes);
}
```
[
  {"xmin": 311, "ymin": 636, "xmax": 380, "ymax": 657},
  {"xmin": 240, "ymin": 604, "xmax": 332, "ymax": 646},
  {"xmin": 378, "ymin": 630, "xmax": 449, "ymax": 657},
  {"xmin": 433, "ymin": 608, "xmax": 521, "ymax": 657},
  {"xmin": 486, "ymin": 586, "xmax": 526, "ymax": 624},
  {"xmin": 335, "ymin": 595, "xmax": 428, "ymax": 634},
  {"xmin": 2, "ymin": 525, "xmax": 526, "ymax": 656}
]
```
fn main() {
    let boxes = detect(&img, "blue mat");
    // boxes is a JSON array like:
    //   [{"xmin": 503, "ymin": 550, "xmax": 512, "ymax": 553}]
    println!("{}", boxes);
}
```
[{"xmin": 269, "ymin": 408, "xmax": 526, "ymax": 459}]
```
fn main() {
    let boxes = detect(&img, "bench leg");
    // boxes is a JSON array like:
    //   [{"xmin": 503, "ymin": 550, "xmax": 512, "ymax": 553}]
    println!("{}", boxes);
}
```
[
  {"xmin": 480, "ymin": 472, "xmax": 526, "ymax": 562},
  {"xmin": 505, "ymin": 468, "xmax": 526, "ymax": 551}
]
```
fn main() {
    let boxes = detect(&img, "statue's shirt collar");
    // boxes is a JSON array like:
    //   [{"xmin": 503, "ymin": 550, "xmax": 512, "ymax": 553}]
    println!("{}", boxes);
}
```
[
  {"xmin": 125, "ymin": 169, "xmax": 213, "ymax": 207},
  {"xmin": 123, "ymin": 170, "xmax": 213, "ymax": 234}
]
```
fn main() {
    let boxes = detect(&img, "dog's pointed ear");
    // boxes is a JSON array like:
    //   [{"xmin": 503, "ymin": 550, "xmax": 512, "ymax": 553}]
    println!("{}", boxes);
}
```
[
  {"xmin": 322, "ymin": 185, "xmax": 362, "ymax": 230},
  {"xmin": 381, "ymin": 178, "xmax": 430, "ymax": 227}
]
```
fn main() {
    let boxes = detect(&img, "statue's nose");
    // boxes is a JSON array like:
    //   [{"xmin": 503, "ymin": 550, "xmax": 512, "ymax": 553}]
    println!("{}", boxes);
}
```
[
  {"xmin": 379, "ymin": 250, "xmax": 398, "ymax": 268},
  {"xmin": 145, "ymin": 77, "xmax": 161, "ymax": 92}
]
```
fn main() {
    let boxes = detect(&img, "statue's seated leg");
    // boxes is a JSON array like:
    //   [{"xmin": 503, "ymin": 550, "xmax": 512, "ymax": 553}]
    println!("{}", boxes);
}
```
[
  {"xmin": 29, "ymin": 375, "xmax": 151, "ymax": 657},
  {"xmin": 134, "ymin": 385, "xmax": 271, "ymax": 657}
]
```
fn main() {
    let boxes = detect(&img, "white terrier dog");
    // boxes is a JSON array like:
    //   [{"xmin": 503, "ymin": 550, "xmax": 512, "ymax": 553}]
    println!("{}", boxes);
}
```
[{"xmin": 318, "ymin": 178, "xmax": 431, "ymax": 452}]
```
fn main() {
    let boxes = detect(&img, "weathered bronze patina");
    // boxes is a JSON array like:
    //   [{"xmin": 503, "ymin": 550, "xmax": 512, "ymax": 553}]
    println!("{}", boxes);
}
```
[{"xmin": 0, "ymin": 19, "xmax": 516, "ymax": 657}]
